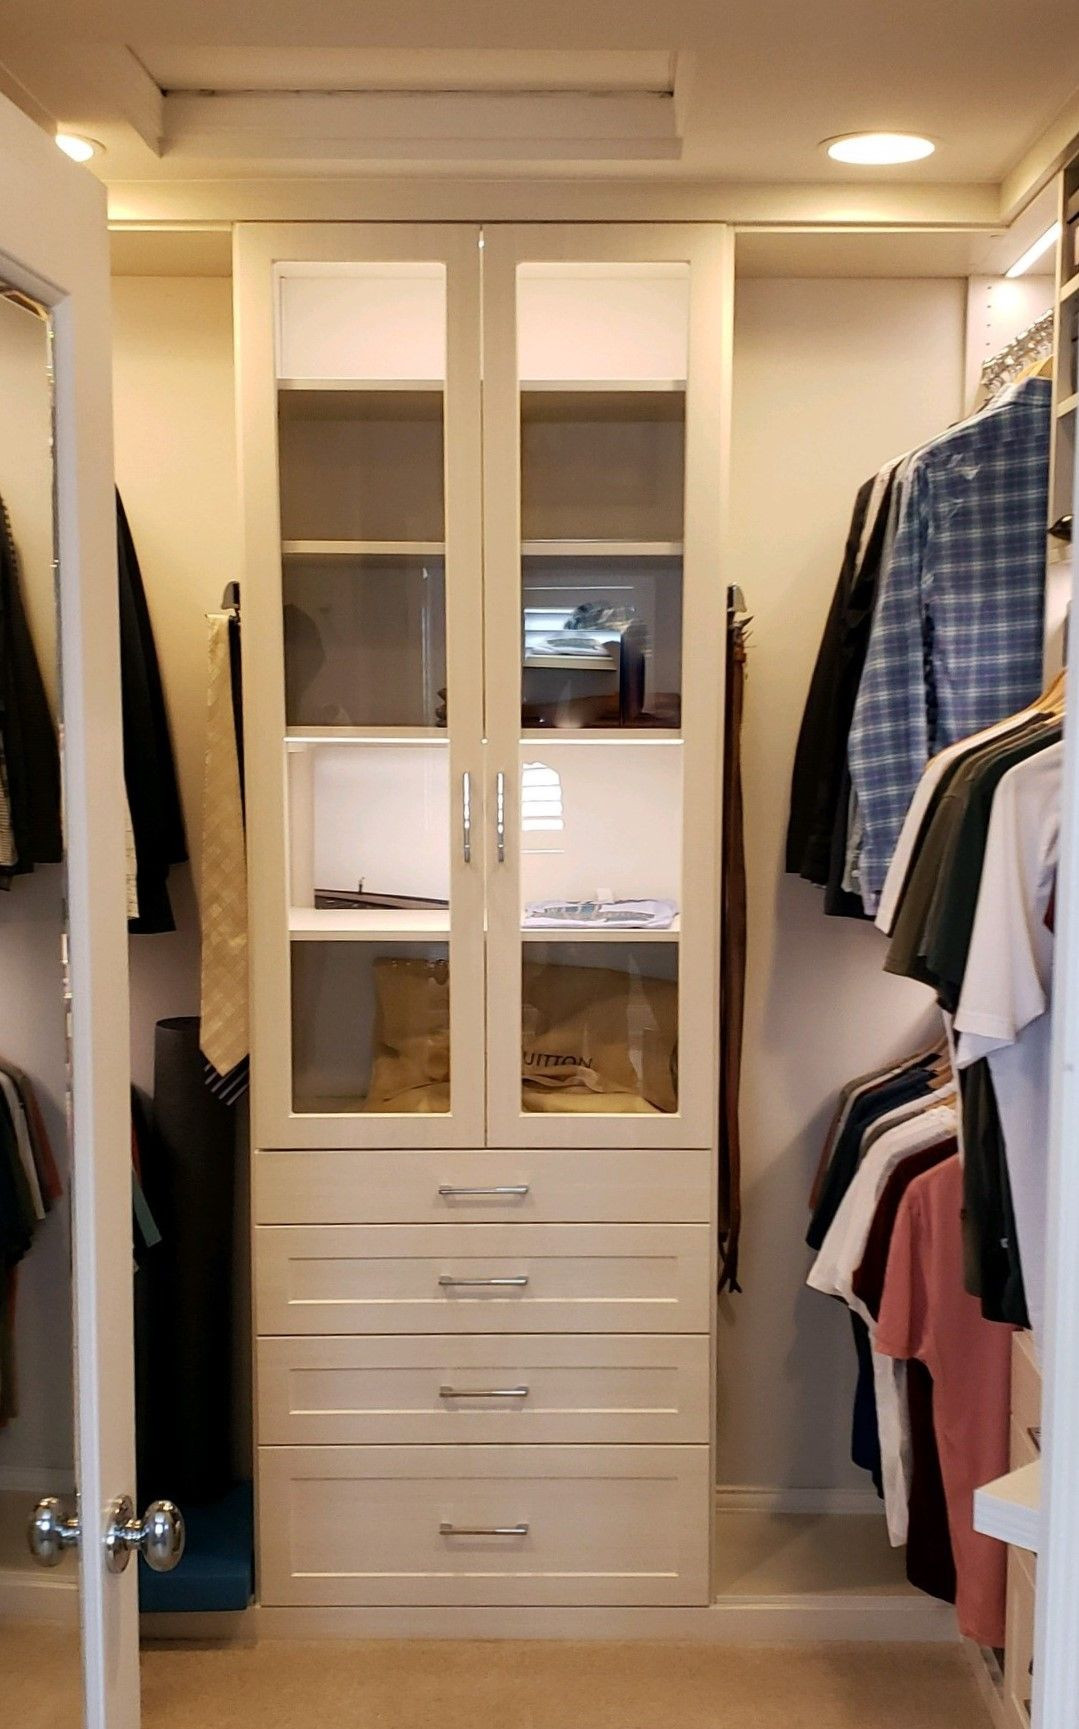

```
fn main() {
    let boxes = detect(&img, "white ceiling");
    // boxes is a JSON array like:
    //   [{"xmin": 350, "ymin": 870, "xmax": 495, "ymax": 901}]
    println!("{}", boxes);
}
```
[{"xmin": 1, "ymin": 2, "xmax": 1077, "ymax": 228}]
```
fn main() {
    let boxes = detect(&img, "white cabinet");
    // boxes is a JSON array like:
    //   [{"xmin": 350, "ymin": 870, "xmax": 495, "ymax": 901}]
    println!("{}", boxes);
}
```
[{"xmin": 236, "ymin": 220, "xmax": 733, "ymax": 1611}]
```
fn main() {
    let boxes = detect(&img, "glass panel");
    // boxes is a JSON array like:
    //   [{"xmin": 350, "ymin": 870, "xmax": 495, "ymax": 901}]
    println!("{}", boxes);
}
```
[
  {"xmin": 0, "ymin": 289, "xmax": 80, "ymax": 1708},
  {"xmin": 277, "ymin": 263, "xmax": 446, "ymax": 382},
  {"xmin": 292, "ymin": 942, "xmax": 450, "ymax": 1115},
  {"xmin": 284, "ymin": 553, "xmax": 446, "ymax": 728},
  {"xmin": 287, "ymin": 741, "xmax": 450, "ymax": 931},
  {"xmin": 278, "ymin": 388, "xmax": 444, "ymax": 544},
  {"xmin": 521, "ymin": 943, "xmax": 678, "ymax": 1115},
  {"xmin": 517, "ymin": 265, "xmax": 688, "ymax": 734},
  {"xmin": 522, "ymin": 553, "xmax": 681, "ymax": 729}
]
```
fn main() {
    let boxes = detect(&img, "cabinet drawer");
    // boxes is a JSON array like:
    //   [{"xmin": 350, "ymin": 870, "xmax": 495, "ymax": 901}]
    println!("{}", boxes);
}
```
[
  {"xmin": 257, "ymin": 1333, "xmax": 710, "ymax": 1445},
  {"xmin": 254, "ymin": 1147, "xmax": 712, "ymax": 1225},
  {"xmin": 1011, "ymin": 1332, "xmax": 1042, "ymax": 1446},
  {"xmin": 256, "ymin": 1223, "xmax": 711, "ymax": 1335},
  {"xmin": 1004, "ymin": 1548, "xmax": 1036, "ymax": 1726},
  {"xmin": 257, "ymin": 1443, "xmax": 710, "ymax": 1606}
]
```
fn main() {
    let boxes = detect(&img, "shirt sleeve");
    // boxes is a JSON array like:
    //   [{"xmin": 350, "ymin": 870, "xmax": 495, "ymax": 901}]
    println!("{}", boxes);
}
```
[
  {"xmin": 848, "ymin": 461, "xmax": 931, "ymax": 910},
  {"xmin": 875, "ymin": 1183, "xmax": 931, "ymax": 1364}
]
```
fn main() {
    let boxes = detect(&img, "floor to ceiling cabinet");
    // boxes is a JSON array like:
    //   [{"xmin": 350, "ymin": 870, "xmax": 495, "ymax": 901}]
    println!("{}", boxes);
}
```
[{"xmin": 235, "ymin": 219, "xmax": 733, "ymax": 1612}]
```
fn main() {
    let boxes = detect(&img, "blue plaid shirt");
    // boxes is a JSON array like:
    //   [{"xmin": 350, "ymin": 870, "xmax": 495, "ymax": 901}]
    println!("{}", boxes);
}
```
[{"xmin": 849, "ymin": 377, "xmax": 1050, "ymax": 910}]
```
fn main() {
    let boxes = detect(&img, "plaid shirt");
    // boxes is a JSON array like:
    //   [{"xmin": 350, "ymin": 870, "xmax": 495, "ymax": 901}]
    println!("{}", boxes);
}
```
[{"xmin": 849, "ymin": 377, "xmax": 1050, "ymax": 910}]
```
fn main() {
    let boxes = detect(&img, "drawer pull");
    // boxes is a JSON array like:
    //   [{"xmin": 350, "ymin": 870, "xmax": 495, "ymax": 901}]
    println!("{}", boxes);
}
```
[
  {"xmin": 439, "ymin": 1385, "xmax": 530, "ymax": 1400},
  {"xmin": 437, "ymin": 1185, "xmax": 530, "ymax": 1199},
  {"xmin": 438, "ymin": 1275, "xmax": 529, "ymax": 1289},
  {"xmin": 1028, "ymin": 1425, "xmax": 1042, "ymax": 1453},
  {"xmin": 439, "ymin": 1522, "xmax": 529, "ymax": 1538}
]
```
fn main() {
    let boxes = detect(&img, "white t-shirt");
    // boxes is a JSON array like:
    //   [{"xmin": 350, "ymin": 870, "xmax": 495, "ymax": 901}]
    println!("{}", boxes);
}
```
[
  {"xmin": 954, "ymin": 741, "xmax": 1062, "ymax": 1345},
  {"xmin": 807, "ymin": 1100, "xmax": 958, "ymax": 1544}
]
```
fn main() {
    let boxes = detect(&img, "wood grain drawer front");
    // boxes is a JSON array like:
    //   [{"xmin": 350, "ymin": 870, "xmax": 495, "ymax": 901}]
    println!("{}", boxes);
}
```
[
  {"xmin": 1011, "ymin": 1332, "xmax": 1042, "ymax": 1449},
  {"xmin": 254, "ymin": 1148, "xmax": 712, "ymax": 1225},
  {"xmin": 1004, "ymin": 1548, "xmax": 1036, "ymax": 1726},
  {"xmin": 257, "ymin": 1334, "xmax": 711, "ymax": 1445},
  {"xmin": 257, "ymin": 1444, "xmax": 711, "ymax": 1607},
  {"xmin": 256, "ymin": 1224, "xmax": 711, "ymax": 1335}
]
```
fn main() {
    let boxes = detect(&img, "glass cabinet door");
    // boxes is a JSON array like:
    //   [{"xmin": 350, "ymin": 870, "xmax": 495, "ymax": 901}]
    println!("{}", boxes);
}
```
[
  {"xmin": 237, "ymin": 225, "xmax": 485, "ymax": 1148},
  {"xmin": 482, "ymin": 227, "xmax": 732, "ymax": 1148}
]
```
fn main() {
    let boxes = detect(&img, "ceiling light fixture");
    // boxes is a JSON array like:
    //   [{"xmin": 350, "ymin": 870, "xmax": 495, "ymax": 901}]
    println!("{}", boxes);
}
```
[
  {"xmin": 1005, "ymin": 223, "xmax": 1062, "ymax": 279},
  {"xmin": 824, "ymin": 132, "xmax": 936, "ymax": 166},
  {"xmin": 55, "ymin": 133, "xmax": 101, "ymax": 163}
]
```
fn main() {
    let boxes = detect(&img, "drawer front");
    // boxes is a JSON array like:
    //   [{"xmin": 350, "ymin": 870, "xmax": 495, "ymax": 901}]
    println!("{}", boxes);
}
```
[
  {"xmin": 257, "ymin": 1443, "xmax": 710, "ymax": 1606},
  {"xmin": 254, "ymin": 1147, "xmax": 712, "ymax": 1225},
  {"xmin": 1011, "ymin": 1332, "xmax": 1042, "ymax": 1446},
  {"xmin": 1004, "ymin": 1548, "xmax": 1036, "ymax": 1725},
  {"xmin": 256, "ymin": 1223, "xmax": 711, "ymax": 1335},
  {"xmin": 257, "ymin": 1333, "xmax": 711, "ymax": 1445}
]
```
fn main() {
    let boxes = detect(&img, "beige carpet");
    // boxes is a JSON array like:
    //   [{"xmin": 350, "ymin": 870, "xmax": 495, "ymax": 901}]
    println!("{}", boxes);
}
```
[{"xmin": 137, "ymin": 1639, "xmax": 990, "ymax": 1729}]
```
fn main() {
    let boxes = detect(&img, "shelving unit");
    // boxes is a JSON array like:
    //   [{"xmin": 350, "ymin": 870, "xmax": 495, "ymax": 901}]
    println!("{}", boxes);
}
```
[{"xmin": 1045, "ymin": 142, "xmax": 1079, "ymax": 676}]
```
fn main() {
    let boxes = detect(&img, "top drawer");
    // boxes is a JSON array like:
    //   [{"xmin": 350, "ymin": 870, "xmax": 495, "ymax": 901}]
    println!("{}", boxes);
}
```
[{"xmin": 254, "ymin": 1147, "xmax": 712, "ymax": 1225}]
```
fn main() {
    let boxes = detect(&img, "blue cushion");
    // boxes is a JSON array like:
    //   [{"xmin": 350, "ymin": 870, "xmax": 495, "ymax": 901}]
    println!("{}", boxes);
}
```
[{"xmin": 139, "ymin": 1481, "xmax": 254, "ymax": 1614}]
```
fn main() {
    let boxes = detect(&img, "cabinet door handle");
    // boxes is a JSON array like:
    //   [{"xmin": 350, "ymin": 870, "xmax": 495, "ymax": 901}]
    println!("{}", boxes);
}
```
[
  {"xmin": 437, "ymin": 1184, "xmax": 530, "ymax": 1199},
  {"xmin": 461, "ymin": 771, "xmax": 472, "ymax": 864},
  {"xmin": 495, "ymin": 770, "xmax": 506, "ymax": 864},
  {"xmin": 438, "ymin": 1275, "xmax": 529, "ymax": 1289},
  {"xmin": 439, "ymin": 1522, "xmax": 529, "ymax": 1538},
  {"xmin": 439, "ymin": 1386, "xmax": 530, "ymax": 1399}
]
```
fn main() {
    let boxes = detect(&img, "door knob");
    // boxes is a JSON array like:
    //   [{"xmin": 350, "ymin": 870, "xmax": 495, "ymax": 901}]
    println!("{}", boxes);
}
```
[
  {"xmin": 28, "ymin": 1496, "xmax": 80, "ymax": 1567},
  {"xmin": 105, "ymin": 1495, "xmax": 186, "ymax": 1574}
]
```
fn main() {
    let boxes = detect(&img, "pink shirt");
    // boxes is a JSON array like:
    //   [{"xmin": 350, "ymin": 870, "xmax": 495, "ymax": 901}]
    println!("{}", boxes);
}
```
[{"xmin": 875, "ymin": 1155, "xmax": 1012, "ymax": 1646}]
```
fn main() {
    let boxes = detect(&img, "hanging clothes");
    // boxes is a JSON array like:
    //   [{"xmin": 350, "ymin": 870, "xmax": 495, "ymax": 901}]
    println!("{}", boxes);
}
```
[
  {"xmin": 198, "ymin": 608, "xmax": 248, "ymax": 1100},
  {"xmin": 116, "ymin": 492, "xmax": 187, "ymax": 933},
  {"xmin": 718, "ymin": 598, "xmax": 748, "ymax": 1292},
  {"xmin": 0, "ymin": 1059, "xmax": 61, "ymax": 1423},
  {"xmin": 848, "ymin": 378, "xmax": 1050, "ymax": 909},
  {"xmin": 0, "ymin": 497, "xmax": 61, "ymax": 887}
]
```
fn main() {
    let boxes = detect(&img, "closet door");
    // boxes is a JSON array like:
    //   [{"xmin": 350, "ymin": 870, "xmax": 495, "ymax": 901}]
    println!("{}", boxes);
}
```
[
  {"xmin": 0, "ymin": 99, "xmax": 140, "ymax": 1729},
  {"xmin": 236, "ymin": 224, "xmax": 486, "ymax": 1149},
  {"xmin": 482, "ymin": 225, "xmax": 733, "ymax": 1149}
]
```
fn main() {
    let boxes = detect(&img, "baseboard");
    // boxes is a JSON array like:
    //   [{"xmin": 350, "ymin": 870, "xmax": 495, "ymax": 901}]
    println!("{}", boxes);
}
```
[{"xmin": 715, "ymin": 1484, "xmax": 886, "ymax": 1517}]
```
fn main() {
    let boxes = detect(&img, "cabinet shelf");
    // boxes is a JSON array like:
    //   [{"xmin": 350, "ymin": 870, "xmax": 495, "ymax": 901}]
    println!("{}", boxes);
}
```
[
  {"xmin": 286, "ymin": 728, "xmax": 447, "ymax": 745},
  {"xmin": 277, "ymin": 384, "xmax": 443, "ymax": 423},
  {"xmin": 1056, "ymin": 392, "xmax": 1079, "ymax": 420},
  {"xmin": 520, "ymin": 379, "xmax": 685, "ymax": 393},
  {"xmin": 520, "ymin": 728, "xmax": 683, "ymax": 743},
  {"xmin": 521, "ymin": 919, "xmax": 680, "ymax": 942},
  {"xmin": 521, "ymin": 539, "xmax": 683, "ymax": 559},
  {"xmin": 290, "ymin": 908, "xmax": 451, "ymax": 940},
  {"xmin": 282, "ymin": 540, "xmax": 445, "ymax": 558}
]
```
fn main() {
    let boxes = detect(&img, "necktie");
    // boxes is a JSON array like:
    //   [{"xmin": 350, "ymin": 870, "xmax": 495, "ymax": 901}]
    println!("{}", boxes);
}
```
[{"xmin": 199, "ymin": 611, "xmax": 248, "ymax": 1082}]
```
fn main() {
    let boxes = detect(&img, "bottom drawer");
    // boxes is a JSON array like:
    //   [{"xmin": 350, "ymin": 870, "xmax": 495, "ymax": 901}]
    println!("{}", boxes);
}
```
[
  {"xmin": 258, "ymin": 1443, "xmax": 710, "ymax": 1607},
  {"xmin": 1004, "ymin": 1548, "xmax": 1036, "ymax": 1727}
]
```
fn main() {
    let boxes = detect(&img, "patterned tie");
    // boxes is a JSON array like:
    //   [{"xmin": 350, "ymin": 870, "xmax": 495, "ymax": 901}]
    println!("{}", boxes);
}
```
[{"xmin": 198, "ymin": 611, "xmax": 248, "ymax": 1082}]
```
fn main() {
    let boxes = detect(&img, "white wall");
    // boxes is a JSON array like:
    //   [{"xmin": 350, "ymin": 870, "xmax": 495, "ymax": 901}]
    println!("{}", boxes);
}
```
[
  {"xmin": 720, "ymin": 276, "xmax": 966, "ymax": 1496},
  {"xmin": 110, "ymin": 277, "xmax": 241, "ymax": 1091}
]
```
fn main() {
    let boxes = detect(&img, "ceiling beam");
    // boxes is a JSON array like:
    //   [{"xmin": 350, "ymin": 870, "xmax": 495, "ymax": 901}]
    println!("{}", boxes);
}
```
[{"xmin": 1000, "ymin": 84, "xmax": 1079, "ymax": 222}]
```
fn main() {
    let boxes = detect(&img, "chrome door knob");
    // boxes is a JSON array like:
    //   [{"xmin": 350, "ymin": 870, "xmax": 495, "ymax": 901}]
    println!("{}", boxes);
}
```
[
  {"xmin": 105, "ymin": 1495, "xmax": 186, "ymax": 1575},
  {"xmin": 28, "ymin": 1496, "xmax": 80, "ymax": 1567}
]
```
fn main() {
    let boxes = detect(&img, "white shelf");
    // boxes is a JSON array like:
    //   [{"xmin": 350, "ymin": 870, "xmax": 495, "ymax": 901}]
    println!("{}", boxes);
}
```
[
  {"xmin": 974, "ymin": 1461, "xmax": 1041, "ymax": 1553},
  {"xmin": 1056, "ymin": 392, "xmax": 1079, "ymax": 420},
  {"xmin": 521, "ymin": 539, "xmax": 683, "ymax": 559},
  {"xmin": 520, "ymin": 729, "xmax": 683, "ymax": 743},
  {"xmin": 520, "ymin": 379, "xmax": 685, "ymax": 393},
  {"xmin": 282, "ymin": 540, "xmax": 445, "ymax": 558},
  {"xmin": 290, "ymin": 907, "xmax": 450, "ymax": 941},
  {"xmin": 524, "ymin": 654, "xmax": 615, "ymax": 673},
  {"xmin": 278, "ymin": 378, "xmax": 443, "ymax": 392},
  {"xmin": 286, "ymin": 728, "xmax": 448, "ymax": 746},
  {"xmin": 521, "ymin": 918, "xmax": 681, "ymax": 942}
]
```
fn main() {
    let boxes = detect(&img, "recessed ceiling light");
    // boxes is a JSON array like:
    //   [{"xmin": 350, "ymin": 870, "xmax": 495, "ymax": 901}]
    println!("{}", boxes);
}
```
[
  {"xmin": 1005, "ymin": 223, "xmax": 1062, "ymax": 279},
  {"xmin": 55, "ymin": 133, "xmax": 102, "ymax": 164},
  {"xmin": 824, "ymin": 132, "xmax": 936, "ymax": 166}
]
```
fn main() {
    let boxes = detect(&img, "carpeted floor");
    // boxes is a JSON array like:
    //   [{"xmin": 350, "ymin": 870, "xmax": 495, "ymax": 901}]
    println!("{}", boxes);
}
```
[
  {"xmin": 0, "ymin": 1629, "xmax": 993, "ymax": 1728},
  {"xmin": 139, "ymin": 1639, "xmax": 990, "ymax": 1729}
]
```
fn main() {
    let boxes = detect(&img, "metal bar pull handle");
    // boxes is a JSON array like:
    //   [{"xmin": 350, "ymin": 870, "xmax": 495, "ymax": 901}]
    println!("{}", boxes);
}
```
[
  {"xmin": 439, "ymin": 1385, "xmax": 530, "ymax": 1399},
  {"xmin": 440, "ymin": 1522, "xmax": 529, "ymax": 1538},
  {"xmin": 495, "ymin": 770, "xmax": 506, "ymax": 864},
  {"xmin": 438, "ymin": 1184, "xmax": 530, "ymax": 1199},
  {"xmin": 438, "ymin": 1275, "xmax": 529, "ymax": 1289},
  {"xmin": 461, "ymin": 771, "xmax": 472, "ymax": 864}
]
